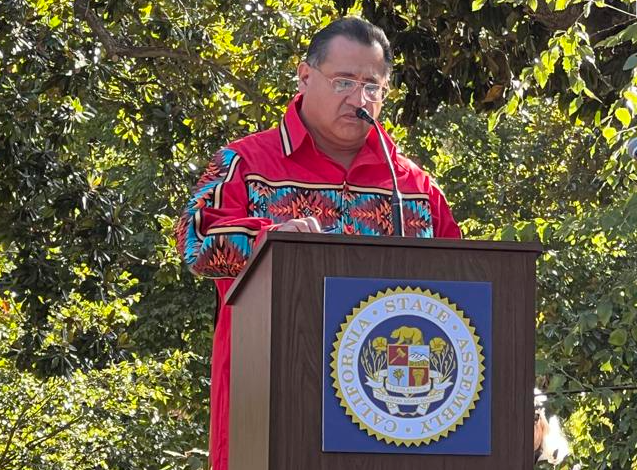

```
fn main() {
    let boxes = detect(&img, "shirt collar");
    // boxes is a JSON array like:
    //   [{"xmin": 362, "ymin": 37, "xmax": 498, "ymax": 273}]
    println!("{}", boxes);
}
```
[
  {"xmin": 279, "ymin": 94, "xmax": 309, "ymax": 158},
  {"xmin": 279, "ymin": 93, "xmax": 398, "ymax": 166}
]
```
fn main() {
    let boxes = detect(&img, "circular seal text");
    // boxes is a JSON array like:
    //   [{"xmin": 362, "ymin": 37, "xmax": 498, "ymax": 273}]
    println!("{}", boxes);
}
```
[{"xmin": 330, "ymin": 287, "xmax": 484, "ymax": 446}]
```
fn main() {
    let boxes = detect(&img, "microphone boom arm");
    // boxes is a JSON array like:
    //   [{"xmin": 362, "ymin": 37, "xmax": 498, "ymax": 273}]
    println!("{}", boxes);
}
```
[{"xmin": 355, "ymin": 107, "xmax": 404, "ymax": 237}]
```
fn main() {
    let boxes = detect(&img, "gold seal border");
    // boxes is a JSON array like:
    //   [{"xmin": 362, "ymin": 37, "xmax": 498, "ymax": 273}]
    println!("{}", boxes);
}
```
[{"xmin": 329, "ymin": 286, "xmax": 485, "ymax": 447}]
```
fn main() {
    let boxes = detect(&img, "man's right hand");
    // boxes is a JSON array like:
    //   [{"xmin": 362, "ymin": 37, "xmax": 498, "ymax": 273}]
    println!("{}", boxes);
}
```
[{"xmin": 276, "ymin": 217, "xmax": 322, "ymax": 233}]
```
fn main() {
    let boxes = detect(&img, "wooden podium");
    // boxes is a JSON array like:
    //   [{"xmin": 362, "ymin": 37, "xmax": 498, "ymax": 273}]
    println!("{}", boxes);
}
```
[{"xmin": 226, "ymin": 232, "xmax": 542, "ymax": 470}]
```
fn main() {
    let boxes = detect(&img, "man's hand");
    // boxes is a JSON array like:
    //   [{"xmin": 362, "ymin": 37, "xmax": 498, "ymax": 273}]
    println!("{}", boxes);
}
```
[{"xmin": 276, "ymin": 217, "xmax": 322, "ymax": 233}]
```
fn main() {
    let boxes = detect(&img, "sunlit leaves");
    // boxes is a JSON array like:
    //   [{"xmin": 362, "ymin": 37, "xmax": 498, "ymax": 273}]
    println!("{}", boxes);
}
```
[
  {"xmin": 114, "ymin": 108, "xmax": 143, "ymax": 145},
  {"xmin": 534, "ymin": 44, "xmax": 561, "ymax": 89},
  {"xmin": 32, "ymin": 0, "xmax": 55, "ymax": 15},
  {"xmin": 614, "ymin": 107, "xmax": 632, "ymax": 128},
  {"xmin": 0, "ymin": 347, "xmax": 206, "ymax": 470},
  {"xmin": 471, "ymin": 0, "xmax": 488, "ymax": 11},
  {"xmin": 139, "ymin": 2, "xmax": 153, "ymax": 22},
  {"xmin": 399, "ymin": 99, "xmax": 637, "ymax": 469},
  {"xmin": 0, "ymin": 0, "xmax": 330, "ymax": 467},
  {"xmin": 602, "ymin": 125, "xmax": 617, "ymax": 141},
  {"xmin": 596, "ymin": 22, "xmax": 637, "ymax": 48}
]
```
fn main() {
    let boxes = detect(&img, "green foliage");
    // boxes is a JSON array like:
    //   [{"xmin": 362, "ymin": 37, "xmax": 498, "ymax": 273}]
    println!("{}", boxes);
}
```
[
  {"xmin": 0, "ymin": 0, "xmax": 336, "ymax": 467},
  {"xmin": 0, "ymin": 293, "xmax": 208, "ymax": 470},
  {"xmin": 396, "ymin": 102, "xmax": 637, "ymax": 469},
  {"xmin": 347, "ymin": 0, "xmax": 637, "ymax": 140}
]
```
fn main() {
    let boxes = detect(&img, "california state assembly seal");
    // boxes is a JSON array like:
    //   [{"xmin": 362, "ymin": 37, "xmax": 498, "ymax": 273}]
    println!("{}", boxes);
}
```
[{"xmin": 330, "ymin": 287, "xmax": 485, "ymax": 446}]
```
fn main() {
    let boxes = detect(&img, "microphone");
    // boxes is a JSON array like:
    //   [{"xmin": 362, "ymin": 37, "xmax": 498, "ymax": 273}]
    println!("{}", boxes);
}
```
[
  {"xmin": 355, "ymin": 107, "xmax": 375, "ymax": 125},
  {"xmin": 628, "ymin": 138, "xmax": 637, "ymax": 158},
  {"xmin": 355, "ymin": 107, "xmax": 404, "ymax": 237}
]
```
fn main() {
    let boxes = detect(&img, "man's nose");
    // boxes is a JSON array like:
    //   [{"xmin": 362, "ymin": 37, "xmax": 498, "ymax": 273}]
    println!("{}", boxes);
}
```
[{"xmin": 345, "ymin": 85, "xmax": 367, "ymax": 107}]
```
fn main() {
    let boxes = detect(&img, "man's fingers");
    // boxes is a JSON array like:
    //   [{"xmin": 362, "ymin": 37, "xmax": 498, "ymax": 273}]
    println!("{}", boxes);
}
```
[
  {"xmin": 285, "ymin": 220, "xmax": 308, "ymax": 232},
  {"xmin": 305, "ymin": 216, "xmax": 321, "ymax": 233},
  {"xmin": 277, "ymin": 217, "xmax": 322, "ymax": 233}
]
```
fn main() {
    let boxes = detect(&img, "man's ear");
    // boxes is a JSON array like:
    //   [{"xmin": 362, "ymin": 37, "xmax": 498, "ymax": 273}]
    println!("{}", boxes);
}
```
[{"xmin": 297, "ymin": 62, "xmax": 311, "ymax": 93}]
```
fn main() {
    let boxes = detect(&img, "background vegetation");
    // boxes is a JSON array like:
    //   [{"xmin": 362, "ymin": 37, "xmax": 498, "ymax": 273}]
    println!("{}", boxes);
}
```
[{"xmin": 0, "ymin": 0, "xmax": 635, "ymax": 468}]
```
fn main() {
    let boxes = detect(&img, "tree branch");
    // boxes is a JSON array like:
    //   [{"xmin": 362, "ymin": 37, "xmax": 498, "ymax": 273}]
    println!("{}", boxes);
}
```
[
  {"xmin": 0, "ymin": 392, "xmax": 54, "ymax": 467},
  {"xmin": 530, "ymin": 0, "xmax": 635, "ymax": 43},
  {"xmin": 0, "ymin": 402, "xmax": 31, "ymax": 467},
  {"xmin": 531, "ymin": 1, "xmax": 583, "ymax": 32},
  {"xmin": 72, "ymin": 0, "xmax": 263, "ymax": 103},
  {"xmin": 73, "ymin": 0, "xmax": 192, "ymax": 61},
  {"xmin": 23, "ymin": 414, "xmax": 85, "ymax": 450}
]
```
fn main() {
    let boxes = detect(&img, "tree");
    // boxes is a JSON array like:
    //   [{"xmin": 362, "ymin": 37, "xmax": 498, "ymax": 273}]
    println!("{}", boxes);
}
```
[
  {"xmin": 395, "ymin": 101, "xmax": 637, "ymax": 469},
  {"xmin": 345, "ymin": 0, "xmax": 636, "ymax": 135},
  {"xmin": 0, "ymin": 0, "xmax": 340, "ymax": 467}
]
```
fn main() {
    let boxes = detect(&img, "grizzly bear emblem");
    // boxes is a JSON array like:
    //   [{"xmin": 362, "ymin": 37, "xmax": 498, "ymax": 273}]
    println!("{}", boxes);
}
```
[{"xmin": 390, "ymin": 326, "xmax": 424, "ymax": 345}]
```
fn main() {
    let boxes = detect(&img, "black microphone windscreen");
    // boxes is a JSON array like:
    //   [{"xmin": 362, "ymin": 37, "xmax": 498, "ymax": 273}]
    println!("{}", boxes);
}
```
[{"xmin": 355, "ymin": 107, "xmax": 374, "ymax": 124}]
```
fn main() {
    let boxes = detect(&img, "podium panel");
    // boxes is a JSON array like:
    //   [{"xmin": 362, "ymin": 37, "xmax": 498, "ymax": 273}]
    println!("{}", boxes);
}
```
[{"xmin": 228, "ymin": 233, "xmax": 541, "ymax": 470}]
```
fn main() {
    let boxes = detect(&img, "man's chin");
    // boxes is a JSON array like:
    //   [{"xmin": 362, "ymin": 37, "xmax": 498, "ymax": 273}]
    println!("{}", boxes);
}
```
[
  {"xmin": 334, "ymin": 119, "xmax": 367, "ymax": 134},
  {"xmin": 331, "ymin": 131, "xmax": 368, "ymax": 148}
]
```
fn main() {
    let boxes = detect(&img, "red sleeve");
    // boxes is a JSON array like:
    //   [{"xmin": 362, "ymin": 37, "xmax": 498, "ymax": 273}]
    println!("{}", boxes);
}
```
[{"xmin": 176, "ymin": 148, "xmax": 275, "ymax": 278}]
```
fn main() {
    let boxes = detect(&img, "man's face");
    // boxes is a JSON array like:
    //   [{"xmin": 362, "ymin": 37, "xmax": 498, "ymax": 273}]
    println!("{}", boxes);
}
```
[{"xmin": 298, "ymin": 35, "xmax": 389, "ymax": 151}]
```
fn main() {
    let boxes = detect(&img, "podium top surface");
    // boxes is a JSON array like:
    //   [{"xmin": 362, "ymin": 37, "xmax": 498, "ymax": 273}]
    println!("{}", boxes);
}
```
[{"xmin": 225, "ymin": 232, "xmax": 542, "ymax": 305}]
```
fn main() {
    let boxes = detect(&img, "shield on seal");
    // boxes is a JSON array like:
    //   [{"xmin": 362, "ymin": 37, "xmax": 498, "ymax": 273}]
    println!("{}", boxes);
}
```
[{"xmin": 387, "ymin": 344, "xmax": 430, "ymax": 389}]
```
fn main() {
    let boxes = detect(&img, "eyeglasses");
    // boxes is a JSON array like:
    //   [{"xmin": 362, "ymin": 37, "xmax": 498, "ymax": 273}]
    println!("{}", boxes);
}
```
[{"xmin": 310, "ymin": 66, "xmax": 389, "ymax": 103}]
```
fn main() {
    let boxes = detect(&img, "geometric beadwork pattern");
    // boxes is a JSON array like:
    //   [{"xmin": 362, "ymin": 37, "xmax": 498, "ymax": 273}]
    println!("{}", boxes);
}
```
[
  {"xmin": 177, "ymin": 150, "xmax": 435, "ymax": 278},
  {"xmin": 248, "ymin": 178, "xmax": 434, "ymax": 238}
]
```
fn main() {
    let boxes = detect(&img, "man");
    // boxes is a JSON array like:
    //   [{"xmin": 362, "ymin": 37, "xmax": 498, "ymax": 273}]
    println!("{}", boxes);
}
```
[{"xmin": 176, "ymin": 17, "xmax": 460, "ymax": 470}]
